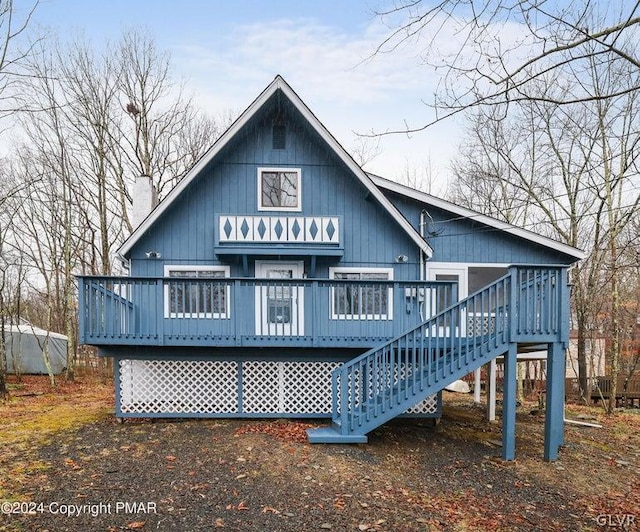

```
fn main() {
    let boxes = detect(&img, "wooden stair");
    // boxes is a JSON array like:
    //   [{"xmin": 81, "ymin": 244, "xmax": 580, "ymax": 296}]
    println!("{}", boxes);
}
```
[{"xmin": 308, "ymin": 266, "xmax": 566, "ymax": 444}]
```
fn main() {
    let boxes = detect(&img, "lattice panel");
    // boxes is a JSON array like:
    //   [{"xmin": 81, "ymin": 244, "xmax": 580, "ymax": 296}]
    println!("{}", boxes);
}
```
[
  {"xmin": 242, "ymin": 360, "xmax": 341, "ymax": 414},
  {"xmin": 467, "ymin": 313, "xmax": 497, "ymax": 336},
  {"xmin": 117, "ymin": 358, "xmax": 438, "ymax": 417},
  {"xmin": 405, "ymin": 394, "xmax": 438, "ymax": 414},
  {"xmin": 119, "ymin": 359, "xmax": 238, "ymax": 414}
]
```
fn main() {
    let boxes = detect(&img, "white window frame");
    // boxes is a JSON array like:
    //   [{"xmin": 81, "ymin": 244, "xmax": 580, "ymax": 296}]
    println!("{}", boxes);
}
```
[
  {"xmin": 329, "ymin": 267, "xmax": 394, "ymax": 320},
  {"xmin": 257, "ymin": 167, "xmax": 302, "ymax": 212},
  {"xmin": 164, "ymin": 265, "xmax": 231, "ymax": 319}
]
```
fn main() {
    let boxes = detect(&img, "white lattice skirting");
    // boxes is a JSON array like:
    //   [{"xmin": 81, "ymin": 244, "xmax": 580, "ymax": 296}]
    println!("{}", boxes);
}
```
[{"xmin": 118, "ymin": 359, "xmax": 438, "ymax": 417}]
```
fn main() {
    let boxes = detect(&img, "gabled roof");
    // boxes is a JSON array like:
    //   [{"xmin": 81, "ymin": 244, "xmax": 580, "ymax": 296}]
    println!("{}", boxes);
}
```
[
  {"xmin": 118, "ymin": 75, "xmax": 433, "ymax": 260},
  {"xmin": 371, "ymin": 175, "xmax": 587, "ymax": 261}
]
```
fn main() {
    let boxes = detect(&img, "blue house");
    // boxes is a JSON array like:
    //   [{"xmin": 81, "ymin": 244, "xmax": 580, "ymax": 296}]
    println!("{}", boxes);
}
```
[{"xmin": 78, "ymin": 76, "xmax": 584, "ymax": 461}]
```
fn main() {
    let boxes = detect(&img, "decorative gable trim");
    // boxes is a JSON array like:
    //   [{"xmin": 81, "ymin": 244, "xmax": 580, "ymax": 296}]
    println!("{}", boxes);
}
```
[
  {"xmin": 117, "ymin": 76, "xmax": 432, "ymax": 261},
  {"xmin": 371, "ymin": 175, "xmax": 586, "ymax": 261}
]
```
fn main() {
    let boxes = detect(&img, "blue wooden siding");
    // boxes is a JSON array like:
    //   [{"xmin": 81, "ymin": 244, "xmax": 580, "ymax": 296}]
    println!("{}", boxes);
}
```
[
  {"xmin": 129, "ymin": 93, "xmax": 420, "ymax": 278},
  {"xmin": 386, "ymin": 191, "xmax": 577, "ymax": 265}
]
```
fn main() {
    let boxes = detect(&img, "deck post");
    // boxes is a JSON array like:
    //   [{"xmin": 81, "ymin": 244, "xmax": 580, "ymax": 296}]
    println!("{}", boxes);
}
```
[
  {"xmin": 502, "ymin": 344, "xmax": 517, "ymax": 460},
  {"xmin": 487, "ymin": 359, "xmax": 497, "ymax": 421},
  {"xmin": 78, "ymin": 279, "xmax": 86, "ymax": 344},
  {"xmin": 544, "ymin": 342, "xmax": 565, "ymax": 461},
  {"xmin": 473, "ymin": 368, "xmax": 481, "ymax": 403}
]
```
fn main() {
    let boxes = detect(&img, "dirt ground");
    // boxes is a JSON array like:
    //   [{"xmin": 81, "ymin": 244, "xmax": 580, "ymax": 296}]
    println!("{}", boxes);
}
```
[{"xmin": 0, "ymin": 375, "xmax": 638, "ymax": 532}]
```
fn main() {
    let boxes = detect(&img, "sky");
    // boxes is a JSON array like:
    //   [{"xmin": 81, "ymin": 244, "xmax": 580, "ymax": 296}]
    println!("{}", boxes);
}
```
[{"xmin": 14, "ymin": 0, "xmax": 467, "ymax": 194}]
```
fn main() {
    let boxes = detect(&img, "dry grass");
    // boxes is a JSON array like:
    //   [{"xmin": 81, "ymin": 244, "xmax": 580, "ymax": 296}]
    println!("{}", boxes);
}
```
[{"xmin": 0, "ymin": 373, "xmax": 113, "ymax": 499}]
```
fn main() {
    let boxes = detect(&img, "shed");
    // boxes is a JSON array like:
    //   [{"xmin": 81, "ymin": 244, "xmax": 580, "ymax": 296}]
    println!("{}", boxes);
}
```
[{"xmin": 3, "ymin": 324, "xmax": 67, "ymax": 375}]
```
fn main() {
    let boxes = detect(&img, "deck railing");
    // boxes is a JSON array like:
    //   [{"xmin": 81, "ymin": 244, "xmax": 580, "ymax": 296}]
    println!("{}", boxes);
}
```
[{"xmin": 78, "ymin": 276, "xmax": 457, "ymax": 347}]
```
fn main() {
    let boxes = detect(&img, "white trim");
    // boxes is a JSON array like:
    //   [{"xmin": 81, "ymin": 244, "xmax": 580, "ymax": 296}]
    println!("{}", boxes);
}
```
[
  {"xmin": 371, "ymin": 175, "xmax": 586, "ymax": 261},
  {"xmin": 163, "ymin": 265, "xmax": 231, "ymax": 319},
  {"xmin": 329, "ymin": 267, "xmax": 394, "ymax": 321},
  {"xmin": 117, "ymin": 76, "xmax": 432, "ymax": 261},
  {"xmin": 257, "ymin": 167, "xmax": 302, "ymax": 212}
]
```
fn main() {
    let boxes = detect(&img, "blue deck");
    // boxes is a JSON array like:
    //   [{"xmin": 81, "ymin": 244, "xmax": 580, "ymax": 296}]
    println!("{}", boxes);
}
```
[{"xmin": 77, "ymin": 277, "xmax": 456, "ymax": 348}]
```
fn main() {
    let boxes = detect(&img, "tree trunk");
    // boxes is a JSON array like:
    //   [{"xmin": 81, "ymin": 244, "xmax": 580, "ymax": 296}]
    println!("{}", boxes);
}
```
[
  {"xmin": 607, "ymin": 239, "xmax": 621, "ymax": 414},
  {"xmin": 0, "ymin": 307, "xmax": 7, "ymax": 399}
]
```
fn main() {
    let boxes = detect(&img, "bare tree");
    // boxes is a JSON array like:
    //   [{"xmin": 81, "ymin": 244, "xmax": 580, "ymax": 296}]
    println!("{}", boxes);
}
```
[
  {"xmin": 0, "ymin": 0, "xmax": 38, "ymax": 124},
  {"xmin": 0, "ymin": 160, "xmax": 33, "ymax": 397},
  {"xmin": 449, "ymin": 110, "xmax": 535, "ymax": 226},
  {"xmin": 117, "ymin": 29, "xmax": 224, "ymax": 204},
  {"xmin": 350, "ymin": 135, "xmax": 382, "ymax": 168},
  {"xmin": 448, "ymin": 44, "xmax": 640, "ymax": 408},
  {"xmin": 373, "ymin": 0, "xmax": 640, "ymax": 132},
  {"xmin": 6, "ymin": 28, "xmax": 228, "ymax": 382}
]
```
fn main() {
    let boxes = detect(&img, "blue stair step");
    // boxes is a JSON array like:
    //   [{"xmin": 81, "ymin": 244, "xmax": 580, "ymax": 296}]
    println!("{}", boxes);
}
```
[{"xmin": 306, "ymin": 426, "xmax": 368, "ymax": 443}]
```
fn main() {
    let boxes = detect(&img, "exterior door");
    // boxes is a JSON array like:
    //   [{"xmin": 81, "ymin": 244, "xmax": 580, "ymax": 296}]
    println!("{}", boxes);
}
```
[
  {"xmin": 255, "ymin": 261, "xmax": 304, "ymax": 336},
  {"xmin": 426, "ymin": 265, "xmax": 468, "ymax": 336}
]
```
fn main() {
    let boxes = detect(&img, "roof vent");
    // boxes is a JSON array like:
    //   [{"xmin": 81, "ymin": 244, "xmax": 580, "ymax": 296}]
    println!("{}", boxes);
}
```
[{"xmin": 272, "ymin": 124, "xmax": 286, "ymax": 149}]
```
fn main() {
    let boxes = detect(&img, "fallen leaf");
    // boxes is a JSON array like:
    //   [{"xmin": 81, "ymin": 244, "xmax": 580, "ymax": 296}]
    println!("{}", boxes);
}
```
[
  {"xmin": 126, "ymin": 521, "xmax": 145, "ymax": 529},
  {"xmin": 165, "ymin": 455, "xmax": 177, "ymax": 461}
]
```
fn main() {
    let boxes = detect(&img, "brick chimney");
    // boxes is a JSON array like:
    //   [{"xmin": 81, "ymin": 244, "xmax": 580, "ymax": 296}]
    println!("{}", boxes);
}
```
[{"xmin": 131, "ymin": 174, "xmax": 158, "ymax": 228}]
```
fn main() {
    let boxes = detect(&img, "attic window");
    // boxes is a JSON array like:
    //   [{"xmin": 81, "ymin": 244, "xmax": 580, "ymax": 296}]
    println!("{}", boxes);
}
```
[
  {"xmin": 258, "ymin": 167, "xmax": 301, "ymax": 211},
  {"xmin": 272, "ymin": 125, "xmax": 286, "ymax": 149}
]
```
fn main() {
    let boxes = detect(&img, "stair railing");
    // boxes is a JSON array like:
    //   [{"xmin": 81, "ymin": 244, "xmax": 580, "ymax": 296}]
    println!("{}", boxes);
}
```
[{"xmin": 332, "ymin": 265, "xmax": 567, "ymax": 434}]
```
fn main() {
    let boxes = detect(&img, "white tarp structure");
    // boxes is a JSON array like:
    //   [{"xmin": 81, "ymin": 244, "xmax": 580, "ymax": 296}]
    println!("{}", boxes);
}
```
[{"xmin": 3, "ymin": 324, "xmax": 67, "ymax": 375}]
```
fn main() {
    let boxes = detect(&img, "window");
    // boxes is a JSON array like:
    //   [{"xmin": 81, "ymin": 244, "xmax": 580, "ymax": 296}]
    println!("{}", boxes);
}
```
[
  {"xmin": 258, "ymin": 167, "xmax": 301, "ymax": 211},
  {"xmin": 330, "ymin": 268, "xmax": 394, "ymax": 320},
  {"xmin": 164, "ymin": 266, "xmax": 230, "ymax": 318}
]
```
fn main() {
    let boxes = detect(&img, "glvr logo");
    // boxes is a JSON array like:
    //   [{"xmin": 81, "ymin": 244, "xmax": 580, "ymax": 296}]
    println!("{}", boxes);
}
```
[{"xmin": 596, "ymin": 514, "xmax": 636, "ymax": 528}]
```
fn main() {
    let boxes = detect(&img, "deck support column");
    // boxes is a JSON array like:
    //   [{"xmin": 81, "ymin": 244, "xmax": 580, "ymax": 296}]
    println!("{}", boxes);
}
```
[
  {"xmin": 544, "ymin": 342, "xmax": 566, "ymax": 461},
  {"xmin": 502, "ymin": 344, "xmax": 517, "ymax": 460},
  {"xmin": 486, "ymin": 359, "xmax": 497, "ymax": 421},
  {"xmin": 473, "ymin": 368, "xmax": 481, "ymax": 403}
]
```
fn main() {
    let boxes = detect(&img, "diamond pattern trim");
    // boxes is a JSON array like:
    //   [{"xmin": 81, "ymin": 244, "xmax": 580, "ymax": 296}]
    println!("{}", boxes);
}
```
[
  {"xmin": 257, "ymin": 220, "xmax": 267, "ymax": 239},
  {"xmin": 326, "ymin": 220, "xmax": 335, "ymax": 240},
  {"xmin": 274, "ymin": 220, "xmax": 284, "ymax": 239},
  {"xmin": 223, "ymin": 220, "xmax": 233, "ymax": 238},
  {"xmin": 309, "ymin": 220, "xmax": 318, "ymax": 240},
  {"xmin": 218, "ymin": 215, "xmax": 339, "ymax": 245},
  {"xmin": 291, "ymin": 219, "xmax": 301, "ymax": 238},
  {"xmin": 240, "ymin": 219, "xmax": 250, "ymax": 238}
]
